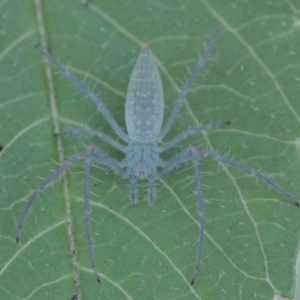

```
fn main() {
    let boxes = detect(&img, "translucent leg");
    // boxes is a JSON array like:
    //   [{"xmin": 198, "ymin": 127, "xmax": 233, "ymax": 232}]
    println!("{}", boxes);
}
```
[
  {"xmin": 82, "ymin": 144, "xmax": 127, "ymax": 283},
  {"xmin": 159, "ymin": 121, "xmax": 229, "ymax": 152},
  {"xmin": 148, "ymin": 175, "xmax": 155, "ymax": 205},
  {"xmin": 158, "ymin": 146, "xmax": 205, "ymax": 285},
  {"xmin": 84, "ymin": 145, "xmax": 101, "ymax": 283},
  {"xmin": 189, "ymin": 147, "xmax": 204, "ymax": 285},
  {"xmin": 202, "ymin": 150, "xmax": 299, "ymax": 206},
  {"xmin": 159, "ymin": 30, "xmax": 220, "ymax": 139},
  {"xmin": 92, "ymin": 147, "xmax": 127, "ymax": 176},
  {"xmin": 56, "ymin": 129, "xmax": 126, "ymax": 152},
  {"xmin": 16, "ymin": 153, "xmax": 82, "ymax": 242},
  {"xmin": 130, "ymin": 176, "xmax": 137, "ymax": 204},
  {"xmin": 36, "ymin": 46, "xmax": 129, "ymax": 142}
]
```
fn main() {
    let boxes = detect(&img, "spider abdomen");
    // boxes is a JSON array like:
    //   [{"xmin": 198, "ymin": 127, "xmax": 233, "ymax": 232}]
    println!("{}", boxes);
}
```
[{"xmin": 125, "ymin": 45, "xmax": 164, "ymax": 143}]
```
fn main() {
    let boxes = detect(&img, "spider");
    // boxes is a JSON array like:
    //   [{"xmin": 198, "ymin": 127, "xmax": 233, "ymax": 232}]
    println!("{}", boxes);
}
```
[{"xmin": 16, "ymin": 30, "xmax": 298, "ymax": 285}]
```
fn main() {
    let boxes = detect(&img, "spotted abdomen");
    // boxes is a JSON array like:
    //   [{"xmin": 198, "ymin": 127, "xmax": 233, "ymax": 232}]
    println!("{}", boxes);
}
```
[{"xmin": 125, "ymin": 45, "xmax": 164, "ymax": 142}]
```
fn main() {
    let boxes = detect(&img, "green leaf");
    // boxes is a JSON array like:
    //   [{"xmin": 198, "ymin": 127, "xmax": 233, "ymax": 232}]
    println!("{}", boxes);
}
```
[{"xmin": 1, "ymin": 1, "xmax": 300, "ymax": 299}]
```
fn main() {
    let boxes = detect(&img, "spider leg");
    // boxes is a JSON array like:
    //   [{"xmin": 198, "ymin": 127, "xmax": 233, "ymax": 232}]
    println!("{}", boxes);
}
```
[
  {"xmin": 158, "ymin": 146, "xmax": 205, "ymax": 285},
  {"xmin": 16, "ymin": 153, "xmax": 82, "ymax": 243},
  {"xmin": 83, "ymin": 144, "xmax": 127, "ymax": 283},
  {"xmin": 36, "ymin": 46, "xmax": 129, "ymax": 143},
  {"xmin": 159, "ymin": 30, "xmax": 219, "ymax": 139},
  {"xmin": 56, "ymin": 129, "xmax": 126, "ymax": 152},
  {"xmin": 130, "ymin": 176, "xmax": 137, "ymax": 204},
  {"xmin": 91, "ymin": 147, "xmax": 127, "ymax": 176},
  {"xmin": 84, "ymin": 145, "xmax": 100, "ymax": 283},
  {"xmin": 202, "ymin": 150, "xmax": 299, "ymax": 206},
  {"xmin": 159, "ymin": 121, "xmax": 229, "ymax": 152},
  {"xmin": 148, "ymin": 175, "xmax": 155, "ymax": 205}
]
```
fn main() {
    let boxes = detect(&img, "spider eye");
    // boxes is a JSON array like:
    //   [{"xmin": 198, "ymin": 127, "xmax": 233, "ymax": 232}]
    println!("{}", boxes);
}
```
[{"xmin": 134, "ymin": 168, "xmax": 149, "ymax": 179}]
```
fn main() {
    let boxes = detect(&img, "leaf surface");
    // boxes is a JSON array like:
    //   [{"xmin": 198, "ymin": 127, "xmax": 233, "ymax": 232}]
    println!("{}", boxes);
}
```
[{"xmin": 1, "ymin": 1, "xmax": 300, "ymax": 299}]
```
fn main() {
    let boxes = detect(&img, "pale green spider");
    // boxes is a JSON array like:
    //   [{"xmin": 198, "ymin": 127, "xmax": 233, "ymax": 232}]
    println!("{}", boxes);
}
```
[{"xmin": 16, "ymin": 31, "xmax": 298, "ymax": 285}]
